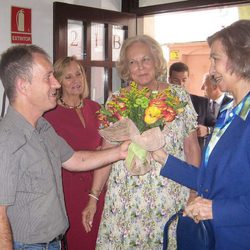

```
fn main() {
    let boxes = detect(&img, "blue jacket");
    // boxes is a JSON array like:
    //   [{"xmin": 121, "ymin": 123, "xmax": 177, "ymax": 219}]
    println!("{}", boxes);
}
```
[{"xmin": 161, "ymin": 109, "xmax": 250, "ymax": 250}]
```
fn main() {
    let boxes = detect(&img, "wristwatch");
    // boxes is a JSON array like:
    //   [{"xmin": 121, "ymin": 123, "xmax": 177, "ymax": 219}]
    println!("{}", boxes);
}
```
[{"xmin": 207, "ymin": 127, "xmax": 212, "ymax": 135}]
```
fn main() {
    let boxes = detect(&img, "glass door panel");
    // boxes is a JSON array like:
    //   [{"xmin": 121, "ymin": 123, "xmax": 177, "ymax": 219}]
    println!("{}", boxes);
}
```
[
  {"xmin": 112, "ymin": 67, "xmax": 123, "ymax": 92},
  {"xmin": 67, "ymin": 20, "xmax": 84, "ymax": 60},
  {"xmin": 112, "ymin": 25, "xmax": 126, "ymax": 61},
  {"xmin": 91, "ymin": 67, "xmax": 105, "ymax": 104},
  {"xmin": 91, "ymin": 23, "xmax": 106, "ymax": 61}
]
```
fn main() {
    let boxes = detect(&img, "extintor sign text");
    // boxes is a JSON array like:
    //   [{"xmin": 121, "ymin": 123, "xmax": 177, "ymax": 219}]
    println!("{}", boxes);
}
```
[{"xmin": 11, "ymin": 6, "xmax": 32, "ymax": 44}]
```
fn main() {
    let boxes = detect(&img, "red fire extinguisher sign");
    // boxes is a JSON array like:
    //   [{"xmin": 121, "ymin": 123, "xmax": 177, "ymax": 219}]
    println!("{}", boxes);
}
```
[{"xmin": 11, "ymin": 6, "xmax": 32, "ymax": 44}]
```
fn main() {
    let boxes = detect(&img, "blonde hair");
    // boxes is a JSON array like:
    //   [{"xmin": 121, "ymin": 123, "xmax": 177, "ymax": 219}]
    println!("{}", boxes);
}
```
[
  {"xmin": 53, "ymin": 56, "xmax": 89, "ymax": 98},
  {"xmin": 116, "ymin": 35, "xmax": 167, "ymax": 82}
]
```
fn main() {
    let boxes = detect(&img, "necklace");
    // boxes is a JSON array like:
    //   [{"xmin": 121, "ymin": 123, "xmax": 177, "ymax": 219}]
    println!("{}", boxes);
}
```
[
  {"xmin": 59, "ymin": 97, "xmax": 83, "ymax": 109},
  {"xmin": 151, "ymin": 82, "xmax": 160, "ymax": 94}
]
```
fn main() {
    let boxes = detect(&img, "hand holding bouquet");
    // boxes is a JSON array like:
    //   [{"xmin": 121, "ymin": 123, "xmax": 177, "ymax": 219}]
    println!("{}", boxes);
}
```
[{"xmin": 97, "ymin": 82, "xmax": 187, "ymax": 175}]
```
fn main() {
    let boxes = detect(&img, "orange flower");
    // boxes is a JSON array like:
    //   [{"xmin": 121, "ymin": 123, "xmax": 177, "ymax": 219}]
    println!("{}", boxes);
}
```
[
  {"xmin": 97, "ymin": 113, "xmax": 109, "ymax": 128},
  {"xmin": 162, "ymin": 106, "xmax": 176, "ymax": 122},
  {"xmin": 97, "ymin": 82, "xmax": 187, "ymax": 133}
]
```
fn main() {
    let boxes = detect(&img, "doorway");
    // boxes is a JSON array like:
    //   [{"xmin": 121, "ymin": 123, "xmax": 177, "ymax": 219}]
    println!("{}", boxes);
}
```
[
  {"xmin": 53, "ymin": 2, "xmax": 136, "ymax": 104},
  {"xmin": 141, "ymin": 3, "xmax": 250, "ymax": 95}
]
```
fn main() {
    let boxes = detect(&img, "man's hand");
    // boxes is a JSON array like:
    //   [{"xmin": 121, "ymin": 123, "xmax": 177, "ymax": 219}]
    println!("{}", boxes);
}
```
[
  {"xmin": 119, "ymin": 140, "xmax": 131, "ymax": 159},
  {"xmin": 197, "ymin": 124, "xmax": 208, "ymax": 137},
  {"xmin": 0, "ymin": 205, "xmax": 13, "ymax": 249}
]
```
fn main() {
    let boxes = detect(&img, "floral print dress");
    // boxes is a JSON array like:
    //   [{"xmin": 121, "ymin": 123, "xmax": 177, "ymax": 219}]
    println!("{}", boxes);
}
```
[{"xmin": 96, "ymin": 84, "xmax": 197, "ymax": 250}]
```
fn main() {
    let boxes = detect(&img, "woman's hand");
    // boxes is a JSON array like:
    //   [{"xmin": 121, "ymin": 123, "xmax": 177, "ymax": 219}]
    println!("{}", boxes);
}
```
[
  {"xmin": 183, "ymin": 196, "xmax": 213, "ymax": 223},
  {"xmin": 186, "ymin": 190, "xmax": 198, "ymax": 206},
  {"xmin": 82, "ymin": 198, "xmax": 97, "ymax": 233},
  {"xmin": 151, "ymin": 148, "xmax": 168, "ymax": 165}
]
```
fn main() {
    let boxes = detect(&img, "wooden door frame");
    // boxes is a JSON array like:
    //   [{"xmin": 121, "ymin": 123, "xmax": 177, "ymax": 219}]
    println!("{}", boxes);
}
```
[
  {"xmin": 53, "ymin": 2, "xmax": 136, "ymax": 102},
  {"xmin": 53, "ymin": 2, "xmax": 136, "ymax": 62}
]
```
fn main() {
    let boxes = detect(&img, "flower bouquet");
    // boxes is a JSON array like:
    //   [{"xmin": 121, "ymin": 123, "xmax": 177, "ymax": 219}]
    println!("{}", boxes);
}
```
[{"xmin": 97, "ymin": 82, "xmax": 187, "ymax": 175}]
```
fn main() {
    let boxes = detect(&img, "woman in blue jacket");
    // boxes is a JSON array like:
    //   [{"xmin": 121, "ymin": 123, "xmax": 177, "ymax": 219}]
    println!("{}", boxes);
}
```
[{"xmin": 153, "ymin": 19, "xmax": 250, "ymax": 250}]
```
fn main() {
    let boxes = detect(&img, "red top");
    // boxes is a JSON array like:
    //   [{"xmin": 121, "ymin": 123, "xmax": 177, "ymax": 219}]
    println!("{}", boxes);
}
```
[{"xmin": 44, "ymin": 99, "xmax": 105, "ymax": 250}]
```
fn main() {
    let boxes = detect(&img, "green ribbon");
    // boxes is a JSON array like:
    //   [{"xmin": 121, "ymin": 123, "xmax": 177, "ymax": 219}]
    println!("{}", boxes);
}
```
[{"xmin": 125, "ymin": 142, "xmax": 147, "ymax": 170}]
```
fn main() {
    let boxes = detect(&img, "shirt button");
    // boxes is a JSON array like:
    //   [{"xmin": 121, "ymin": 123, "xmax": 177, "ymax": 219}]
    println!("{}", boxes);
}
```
[
  {"xmin": 205, "ymin": 189, "xmax": 209, "ymax": 192},
  {"xmin": 229, "ymin": 113, "xmax": 233, "ymax": 117}
]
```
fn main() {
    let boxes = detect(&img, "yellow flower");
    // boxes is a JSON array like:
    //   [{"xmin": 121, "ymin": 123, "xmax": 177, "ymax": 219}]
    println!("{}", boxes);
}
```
[
  {"xmin": 144, "ymin": 106, "xmax": 162, "ymax": 125},
  {"xmin": 176, "ymin": 107, "xmax": 184, "ymax": 114}
]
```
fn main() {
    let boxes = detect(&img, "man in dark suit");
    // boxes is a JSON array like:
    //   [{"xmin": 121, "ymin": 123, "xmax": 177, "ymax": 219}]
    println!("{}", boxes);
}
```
[
  {"xmin": 190, "ymin": 94, "xmax": 216, "ymax": 131},
  {"xmin": 169, "ymin": 62, "xmax": 215, "ymax": 150},
  {"xmin": 197, "ymin": 73, "xmax": 233, "ymax": 139}
]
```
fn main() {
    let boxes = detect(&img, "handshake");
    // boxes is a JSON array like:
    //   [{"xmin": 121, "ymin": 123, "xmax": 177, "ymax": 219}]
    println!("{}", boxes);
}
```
[
  {"xmin": 100, "ymin": 118, "xmax": 169, "ymax": 174},
  {"xmin": 119, "ymin": 140, "xmax": 168, "ymax": 166}
]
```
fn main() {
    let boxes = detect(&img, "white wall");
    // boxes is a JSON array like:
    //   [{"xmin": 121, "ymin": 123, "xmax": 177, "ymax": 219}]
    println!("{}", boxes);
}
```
[
  {"xmin": 0, "ymin": 0, "xmax": 121, "ymax": 114},
  {"xmin": 139, "ymin": 0, "xmax": 187, "ymax": 7}
]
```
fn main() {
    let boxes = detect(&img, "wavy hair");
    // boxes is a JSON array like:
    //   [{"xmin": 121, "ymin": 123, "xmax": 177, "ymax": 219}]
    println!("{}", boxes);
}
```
[
  {"xmin": 207, "ymin": 19, "xmax": 250, "ymax": 81},
  {"xmin": 116, "ymin": 35, "xmax": 167, "ymax": 82}
]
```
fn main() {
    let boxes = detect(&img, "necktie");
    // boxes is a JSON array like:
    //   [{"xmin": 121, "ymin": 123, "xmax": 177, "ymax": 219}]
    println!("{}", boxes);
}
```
[{"xmin": 211, "ymin": 101, "xmax": 219, "ymax": 117}]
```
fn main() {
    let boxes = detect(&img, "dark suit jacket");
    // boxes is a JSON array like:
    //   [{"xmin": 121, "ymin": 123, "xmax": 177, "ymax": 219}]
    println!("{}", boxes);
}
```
[
  {"xmin": 190, "ymin": 94, "xmax": 233, "ymax": 150},
  {"xmin": 160, "ymin": 106, "xmax": 250, "ymax": 250},
  {"xmin": 190, "ymin": 94, "xmax": 216, "ymax": 149},
  {"xmin": 190, "ymin": 94, "xmax": 215, "ymax": 127}
]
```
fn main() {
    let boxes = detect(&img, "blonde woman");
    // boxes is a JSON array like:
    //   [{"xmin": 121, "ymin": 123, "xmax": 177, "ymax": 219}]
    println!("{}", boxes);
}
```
[
  {"xmin": 44, "ymin": 56, "xmax": 105, "ymax": 250},
  {"xmin": 82, "ymin": 35, "xmax": 200, "ymax": 249}
]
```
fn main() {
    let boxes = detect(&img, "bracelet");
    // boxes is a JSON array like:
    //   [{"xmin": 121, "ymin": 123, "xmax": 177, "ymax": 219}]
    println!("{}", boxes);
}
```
[
  {"xmin": 90, "ymin": 189, "xmax": 101, "ymax": 197},
  {"xmin": 88, "ymin": 193, "xmax": 99, "ymax": 201}
]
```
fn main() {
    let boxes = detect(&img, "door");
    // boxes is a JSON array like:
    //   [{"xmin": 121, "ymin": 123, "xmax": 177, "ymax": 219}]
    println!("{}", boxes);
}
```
[{"xmin": 53, "ymin": 2, "xmax": 136, "ymax": 104}]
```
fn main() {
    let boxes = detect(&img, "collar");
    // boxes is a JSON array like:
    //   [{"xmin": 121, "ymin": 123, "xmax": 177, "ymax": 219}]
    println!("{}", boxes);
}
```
[
  {"xmin": 213, "ymin": 93, "xmax": 225, "ymax": 105},
  {"xmin": 239, "ymin": 92, "xmax": 250, "ymax": 120},
  {"xmin": 220, "ymin": 92, "xmax": 250, "ymax": 121},
  {"xmin": 6, "ymin": 106, "xmax": 51, "ymax": 139}
]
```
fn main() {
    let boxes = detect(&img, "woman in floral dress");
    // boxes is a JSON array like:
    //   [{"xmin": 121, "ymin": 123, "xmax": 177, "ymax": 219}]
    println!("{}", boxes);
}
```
[{"xmin": 82, "ymin": 35, "xmax": 201, "ymax": 250}]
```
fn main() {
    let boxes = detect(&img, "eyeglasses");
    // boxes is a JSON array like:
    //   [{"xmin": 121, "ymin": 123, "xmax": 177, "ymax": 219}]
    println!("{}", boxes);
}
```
[{"xmin": 127, "ymin": 56, "xmax": 153, "ymax": 70}]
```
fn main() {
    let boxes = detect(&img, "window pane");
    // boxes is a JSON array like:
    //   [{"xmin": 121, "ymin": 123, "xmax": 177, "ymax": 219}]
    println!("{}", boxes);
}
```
[
  {"xmin": 67, "ymin": 20, "xmax": 84, "ymax": 60},
  {"xmin": 112, "ymin": 67, "xmax": 122, "ymax": 92},
  {"xmin": 91, "ymin": 67, "xmax": 105, "ymax": 104},
  {"xmin": 112, "ymin": 25, "xmax": 125, "ymax": 61},
  {"xmin": 91, "ymin": 23, "xmax": 105, "ymax": 61}
]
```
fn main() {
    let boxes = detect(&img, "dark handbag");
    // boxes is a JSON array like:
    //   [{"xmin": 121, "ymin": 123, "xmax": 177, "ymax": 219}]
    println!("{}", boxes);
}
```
[{"xmin": 163, "ymin": 209, "xmax": 215, "ymax": 250}]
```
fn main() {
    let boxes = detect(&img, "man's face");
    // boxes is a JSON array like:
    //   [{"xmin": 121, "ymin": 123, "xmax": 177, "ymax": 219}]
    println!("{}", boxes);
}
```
[
  {"xmin": 169, "ymin": 70, "xmax": 189, "ymax": 87},
  {"xmin": 203, "ymin": 78, "xmax": 214, "ymax": 98},
  {"xmin": 25, "ymin": 53, "xmax": 61, "ymax": 115}
]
